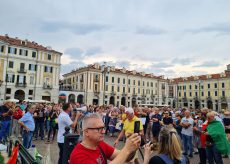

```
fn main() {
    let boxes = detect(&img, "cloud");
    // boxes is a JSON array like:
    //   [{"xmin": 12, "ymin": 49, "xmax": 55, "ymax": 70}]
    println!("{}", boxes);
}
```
[
  {"xmin": 186, "ymin": 22, "xmax": 230, "ymax": 35},
  {"xmin": 85, "ymin": 47, "xmax": 103, "ymax": 56},
  {"xmin": 61, "ymin": 61, "xmax": 86, "ymax": 75},
  {"xmin": 194, "ymin": 61, "xmax": 220, "ymax": 68},
  {"xmin": 171, "ymin": 58, "xmax": 195, "ymax": 65},
  {"xmin": 40, "ymin": 21, "xmax": 110, "ymax": 35},
  {"xmin": 152, "ymin": 62, "xmax": 173, "ymax": 68},
  {"xmin": 136, "ymin": 26, "xmax": 167, "ymax": 35},
  {"xmin": 64, "ymin": 47, "xmax": 84, "ymax": 57}
]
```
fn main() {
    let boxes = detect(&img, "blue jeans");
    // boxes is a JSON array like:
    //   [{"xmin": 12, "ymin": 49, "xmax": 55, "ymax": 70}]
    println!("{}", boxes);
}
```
[
  {"xmin": 22, "ymin": 130, "xmax": 33, "ymax": 149},
  {"xmin": 0, "ymin": 120, "xmax": 11, "ymax": 141},
  {"xmin": 182, "ymin": 134, "xmax": 193, "ymax": 155},
  {"xmin": 206, "ymin": 145, "xmax": 223, "ymax": 164}
]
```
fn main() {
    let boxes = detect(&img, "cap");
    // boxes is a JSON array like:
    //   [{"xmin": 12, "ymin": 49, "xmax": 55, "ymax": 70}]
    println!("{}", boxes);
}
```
[{"xmin": 125, "ymin": 107, "xmax": 134, "ymax": 114}]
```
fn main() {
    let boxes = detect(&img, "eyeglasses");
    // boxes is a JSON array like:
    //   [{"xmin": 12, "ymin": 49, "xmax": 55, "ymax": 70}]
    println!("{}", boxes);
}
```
[{"xmin": 87, "ymin": 127, "xmax": 105, "ymax": 133}]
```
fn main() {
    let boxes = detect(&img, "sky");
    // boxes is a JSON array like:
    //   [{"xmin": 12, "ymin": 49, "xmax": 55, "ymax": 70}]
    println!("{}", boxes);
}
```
[{"xmin": 1, "ymin": 0, "xmax": 230, "ymax": 78}]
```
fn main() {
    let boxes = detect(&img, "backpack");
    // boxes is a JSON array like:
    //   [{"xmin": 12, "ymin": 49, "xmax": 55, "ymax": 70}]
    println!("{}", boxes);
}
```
[{"xmin": 158, "ymin": 154, "xmax": 187, "ymax": 164}]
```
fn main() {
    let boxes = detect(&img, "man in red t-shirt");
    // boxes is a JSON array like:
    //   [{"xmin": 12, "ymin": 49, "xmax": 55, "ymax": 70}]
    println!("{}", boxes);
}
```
[{"xmin": 70, "ymin": 113, "xmax": 141, "ymax": 164}]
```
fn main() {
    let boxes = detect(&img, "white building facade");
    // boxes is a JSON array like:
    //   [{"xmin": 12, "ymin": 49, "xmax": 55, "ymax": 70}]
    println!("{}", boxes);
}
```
[
  {"xmin": 61, "ymin": 63, "xmax": 168, "ymax": 107},
  {"xmin": 0, "ymin": 35, "xmax": 62, "ymax": 103}
]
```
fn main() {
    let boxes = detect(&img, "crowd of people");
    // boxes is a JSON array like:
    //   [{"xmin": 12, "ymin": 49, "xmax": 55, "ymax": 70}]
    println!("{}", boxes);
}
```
[{"xmin": 0, "ymin": 99, "xmax": 230, "ymax": 164}]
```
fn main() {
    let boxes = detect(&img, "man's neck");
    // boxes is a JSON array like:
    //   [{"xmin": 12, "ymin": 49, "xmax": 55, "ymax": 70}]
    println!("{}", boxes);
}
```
[{"xmin": 81, "ymin": 139, "xmax": 98, "ymax": 150}]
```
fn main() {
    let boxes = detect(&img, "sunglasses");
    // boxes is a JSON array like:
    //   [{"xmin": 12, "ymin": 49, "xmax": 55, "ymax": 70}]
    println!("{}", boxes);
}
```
[{"xmin": 87, "ymin": 127, "xmax": 105, "ymax": 133}]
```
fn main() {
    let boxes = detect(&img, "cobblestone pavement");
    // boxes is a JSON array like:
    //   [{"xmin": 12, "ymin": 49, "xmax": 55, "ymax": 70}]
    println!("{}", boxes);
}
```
[{"xmin": 33, "ymin": 135, "xmax": 229, "ymax": 164}]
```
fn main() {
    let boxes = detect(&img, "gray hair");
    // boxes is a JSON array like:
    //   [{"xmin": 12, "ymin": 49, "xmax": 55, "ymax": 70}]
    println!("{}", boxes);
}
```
[{"xmin": 82, "ymin": 113, "xmax": 102, "ymax": 130}]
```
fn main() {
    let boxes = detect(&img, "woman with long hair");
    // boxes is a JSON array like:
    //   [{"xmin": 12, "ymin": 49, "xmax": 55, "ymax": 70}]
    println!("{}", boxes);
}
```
[{"xmin": 144, "ymin": 127, "xmax": 189, "ymax": 164}]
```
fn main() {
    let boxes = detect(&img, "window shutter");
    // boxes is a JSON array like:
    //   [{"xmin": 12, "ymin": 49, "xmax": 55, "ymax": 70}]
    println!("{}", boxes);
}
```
[
  {"xmin": 8, "ymin": 47, "xmax": 10, "ymax": 53},
  {"xmin": 15, "ymin": 48, "xmax": 17, "ymax": 54},
  {"xmin": 19, "ymin": 49, "xmax": 22, "ymax": 55},
  {"xmin": 50, "ymin": 67, "xmax": 53, "ymax": 73},
  {"xmin": 12, "ymin": 75, "xmax": 15, "ymax": 83},
  {"xmin": 17, "ymin": 75, "xmax": 19, "ymax": 83},
  {"xmin": 29, "ymin": 64, "xmax": 31, "ymax": 70},
  {"xmin": 24, "ymin": 76, "xmax": 26, "ymax": 83}
]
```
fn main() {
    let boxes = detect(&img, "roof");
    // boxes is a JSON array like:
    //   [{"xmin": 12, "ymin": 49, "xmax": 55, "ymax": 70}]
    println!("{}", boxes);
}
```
[
  {"xmin": 0, "ymin": 34, "xmax": 62, "ymax": 54},
  {"xmin": 170, "ymin": 72, "xmax": 230, "ymax": 84},
  {"xmin": 62, "ymin": 63, "xmax": 166, "ymax": 81}
]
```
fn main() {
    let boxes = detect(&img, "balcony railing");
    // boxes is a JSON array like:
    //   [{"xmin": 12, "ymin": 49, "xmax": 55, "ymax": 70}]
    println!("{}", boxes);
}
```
[
  {"xmin": 17, "ymin": 68, "xmax": 27, "ymax": 73},
  {"xmin": 16, "ymin": 82, "xmax": 27, "ymax": 87},
  {"xmin": 43, "ymin": 84, "xmax": 53, "ymax": 89}
]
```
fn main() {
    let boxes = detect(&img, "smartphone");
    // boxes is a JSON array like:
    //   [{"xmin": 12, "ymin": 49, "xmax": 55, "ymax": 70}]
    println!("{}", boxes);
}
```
[{"xmin": 134, "ymin": 121, "xmax": 140, "ymax": 133}]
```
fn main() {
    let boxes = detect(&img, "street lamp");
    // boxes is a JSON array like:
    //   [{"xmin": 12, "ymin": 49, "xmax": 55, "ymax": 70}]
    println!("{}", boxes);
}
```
[{"xmin": 101, "ymin": 62, "xmax": 110, "ymax": 106}]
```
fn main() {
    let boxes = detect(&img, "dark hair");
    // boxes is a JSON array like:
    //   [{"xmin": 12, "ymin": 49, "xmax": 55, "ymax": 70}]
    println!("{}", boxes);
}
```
[{"xmin": 63, "ymin": 103, "xmax": 71, "ymax": 111}]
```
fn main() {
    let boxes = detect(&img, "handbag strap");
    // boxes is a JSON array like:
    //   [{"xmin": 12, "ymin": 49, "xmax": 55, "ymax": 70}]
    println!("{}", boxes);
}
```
[{"xmin": 98, "ymin": 145, "xmax": 108, "ymax": 164}]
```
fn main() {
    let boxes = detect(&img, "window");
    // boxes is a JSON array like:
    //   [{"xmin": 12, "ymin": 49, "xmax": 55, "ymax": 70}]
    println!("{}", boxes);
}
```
[
  {"xmin": 128, "ymin": 87, "xmax": 130, "ymax": 93},
  {"xmin": 123, "ymin": 87, "xmax": 125, "ymax": 93},
  {"xmin": 112, "ymin": 77, "xmax": 114, "ymax": 83},
  {"xmin": 133, "ymin": 88, "xmax": 135, "ymax": 94},
  {"xmin": 207, "ymin": 84, "xmax": 210, "ymax": 89},
  {"xmin": 138, "ymin": 81, "xmax": 140, "ymax": 86},
  {"xmin": 32, "ymin": 51, "xmax": 36, "ymax": 58},
  {"xmin": 215, "ymin": 91, "xmax": 218, "ymax": 96},
  {"xmin": 184, "ymin": 92, "xmax": 186, "ymax": 97},
  {"xmin": 105, "ymin": 85, "xmax": 108, "ymax": 91},
  {"xmin": 201, "ymin": 92, "xmax": 204, "ymax": 97},
  {"xmin": 128, "ymin": 79, "xmax": 130, "ymax": 85},
  {"xmin": 30, "ymin": 76, "xmax": 34, "ymax": 85},
  {"xmin": 44, "ymin": 66, "xmax": 53, "ymax": 73},
  {"xmin": 179, "ymin": 92, "xmax": 181, "ymax": 97},
  {"xmin": 29, "ymin": 90, "xmax": 33, "ymax": 95},
  {"xmin": 208, "ymin": 91, "xmax": 211, "ymax": 97},
  {"xmin": 142, "ymin": 89, "xmax": 145, "ymax": 95},
  {"xmin": 117, "ymin": 86, "xmax": 120, "ymax": 92},
  {"xmin": 106, "ymin": 76, "xmax": 108, "ymax": 82},
  {"xmin": 222, "ymin": 91, "xmax": 225, "ymax": 97},
  {"xmin": 17, "ymin": 75, "xmax": 26, "ymax": 84},
  {"xmin": 195, "ymin": 85, "xmax": 198, "ymax": 89},
  {"xmin": 195, "ymin": 92, "xmax": 198, "ymax": 97},
  {"xmin": 117, "ymin": 78, "xmax": 120, "ymax": 84},
  {"xmin": 147, "ymin": 82, "xmax": 149, "ymax": 87},
  {"xmin": 214, "ymin": 83, "xmax": 217, "ymax": 88},
  {"xmin": 6, "ymin": 88, "xmax": 11, "ymax": 94},
  {"xmin": 8, "ymin": 61, "xmax": 14, "ymax": 68},
  {"xmin": 1, "ymin": 46, "xmax": 4, "ymax": 52},
  {"xmin": 189, "ymin": 92, "xmax": 192, "ymax": 97},
  {"xmin": 111, "ymin": 86, "xmax": 114, "ymax": 92},
  {"xmin": 143, "ymin": 81, "xmax": 145, "ymax": 86},
  {"xmin": 201, "ymin": 85, "xmax": 204, "ymax": 90},
  {"xmin": 19, "ymin": 49, "xmax": 28, "ymax": 56},
  {"xmin": 29, "ymin": 64, "xmax": 37, "ymax": 71},
  {"xmin": 189, "ymin": 85, "xmax": 192, "ymax": 90},
  {"xmin": 123, "ymin": 78, "xmax": 125, "ymax": 84},
  {"xmin": 222, "ymin": 83, "xmax": 225, "ymax": 88},
  {"xmin": 8, "ymin": 47, "xmax": 17, "ymax": 54},
  {"xmin": 95, "ymin": 84, "xmax": 98, "ymax": 91},
  {"xmin": 6, "ymin": 74, "xmax": 15, "ymax": 83},
  {"xmin": 138, "ymin": 88, "xmax": 140, "ymax": 94},
  {"xmin": 133, "ymin": 80, "xmax": 135, "ymax": 85},
  {"xmin": 48, "ymin": 54, "xmax": 52, "ymax": 60},
  {"xmin": 151, "ymin": 82, "xmax": 153, "ymax": 87}
]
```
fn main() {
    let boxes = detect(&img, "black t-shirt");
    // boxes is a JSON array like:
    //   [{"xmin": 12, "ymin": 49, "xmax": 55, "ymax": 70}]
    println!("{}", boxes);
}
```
[
  {"xmin": 34, "ymin": 108, "xmax": 45, "ymax": 122},
  {"xmin": 223, "ymin": 117, "xmax": 230, "ymax": 133},
  {"xmin": 149, "ymin": 155, "xmax": 187, "ymax": 164},
  {"xmin": 163, "ymin": 117, "xmax": 173, "ymax": 125}
]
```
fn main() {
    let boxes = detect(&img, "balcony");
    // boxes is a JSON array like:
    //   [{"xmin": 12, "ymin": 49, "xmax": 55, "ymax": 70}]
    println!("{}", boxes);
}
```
[
  {"xmin": 94, "ymin": 78, "xmax": 99, "ymax": 82},
  {"xmin": 43, "ymin": 84, "xmax": 53, "ymax": 89},
  {"xmin": 111, "ymin": 91, "xmax": 116, "ymax": 96},
  {"xmin": 17, "ymin": 68, "xmax": 27, "ymax": 73},
  {"xmin": 15, "ymin": 82, "xmax": 27, "ymax": 87},
  {"xmin": 122, "ymin": 92, "xmax": 127, "ymax": 97}
]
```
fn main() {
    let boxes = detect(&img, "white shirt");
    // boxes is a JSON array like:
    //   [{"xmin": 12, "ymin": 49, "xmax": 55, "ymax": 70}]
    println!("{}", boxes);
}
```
[
  {"xmin": 57, "ymin": 111, "xmax": 73, "ymax": 143},
  {"xmin": 181, "ymin": 117, "xmax": 194, "ymax": 136}
]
